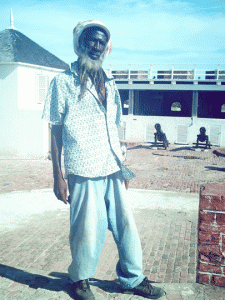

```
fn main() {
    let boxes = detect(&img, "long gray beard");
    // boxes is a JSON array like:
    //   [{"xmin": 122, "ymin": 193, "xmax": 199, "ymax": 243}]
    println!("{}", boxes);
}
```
[
  {"xmin": 78, "ymin": 51, "xmax": 105, "ymax": 100},
  {"xmin": 79, "ymin": 51, "xmax": 104, "ymax": 73}
]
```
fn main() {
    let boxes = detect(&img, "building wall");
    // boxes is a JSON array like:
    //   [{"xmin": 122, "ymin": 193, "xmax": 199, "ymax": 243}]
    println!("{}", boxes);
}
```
[
  {"xmin": 119, "ymin": 88, "xmax": 225, "ymax": 147},
  {"xmin": 17, "ymin": 64, "xmax": 61, "ymax": 158},
  {"xmin": 17, "ymin": 64, "xmax": 58, "ymax": 110},
  {"xmin": 0, "ymin": 64, "xmax": 19, "ymax": 156},
  {"xmin": 121, "ymin": 115, "xmax": 225, "ymax": 146},
  {"xmin": 0, "ymin": 63, "xmax": 63, "ymax": 157},
  {"xmin": 1, "ymin": 63, "xmax": 224, "ymax": 158},
  {"xmin": 197, "ymin": 183, "xmax": 225, "ymax": 288}
]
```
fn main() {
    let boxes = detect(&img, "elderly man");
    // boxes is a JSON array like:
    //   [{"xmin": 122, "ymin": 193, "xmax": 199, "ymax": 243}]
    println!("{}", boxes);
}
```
[{"xmin": 42, "ymin": 20, "xmax": 164, "ymax": 300}]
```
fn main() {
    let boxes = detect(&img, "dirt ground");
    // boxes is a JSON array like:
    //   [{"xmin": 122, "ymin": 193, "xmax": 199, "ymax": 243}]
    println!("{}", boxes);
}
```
[{"xmin": 0, "ymin": 145, "xmax": 225, "ymax": 194}]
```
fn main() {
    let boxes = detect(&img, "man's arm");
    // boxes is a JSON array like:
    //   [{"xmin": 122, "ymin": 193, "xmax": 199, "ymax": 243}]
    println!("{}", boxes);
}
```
[
  {"xmin": 114, "ymin": 82, "xmax": 130, "ymax": 190},
  {"xmin": 51, "ymin": 125, "xmax": 68, "ymax": 204}
]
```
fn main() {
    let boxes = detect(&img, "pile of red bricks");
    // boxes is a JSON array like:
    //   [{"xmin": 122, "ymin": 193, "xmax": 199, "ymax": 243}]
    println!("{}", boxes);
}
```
[{"xmin": 197, "ymin": 183, "xmax": 225, "ymax": 288}]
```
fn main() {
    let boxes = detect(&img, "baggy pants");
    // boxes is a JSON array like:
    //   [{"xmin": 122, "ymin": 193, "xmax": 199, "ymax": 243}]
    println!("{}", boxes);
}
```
[{"xmin": 67, "ymin": 171, "xmax": 144, "ymax": 288}]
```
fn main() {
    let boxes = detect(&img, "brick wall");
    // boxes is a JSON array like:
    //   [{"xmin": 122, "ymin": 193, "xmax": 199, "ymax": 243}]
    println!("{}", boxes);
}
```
[{"xmin": 197, "ymin": 183, "xmax": 225, "ymax": 288}]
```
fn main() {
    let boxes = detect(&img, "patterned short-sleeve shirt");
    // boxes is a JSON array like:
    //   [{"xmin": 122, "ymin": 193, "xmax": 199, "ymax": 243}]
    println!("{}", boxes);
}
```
[{"xmin": 42, "ymin": 61, "xmax": 135, "ymax": 180}]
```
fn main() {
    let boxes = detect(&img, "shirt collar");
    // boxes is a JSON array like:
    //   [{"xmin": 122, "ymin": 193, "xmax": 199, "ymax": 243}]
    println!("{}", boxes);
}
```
[{"xmin": 70, "ymin": 60, "xmax": 114, "ymax": 80}]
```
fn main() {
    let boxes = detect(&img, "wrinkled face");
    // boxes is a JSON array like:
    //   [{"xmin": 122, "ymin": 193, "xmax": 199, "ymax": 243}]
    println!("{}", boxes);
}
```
[{"xmin": 80, "ymin": 28, "xmax": 108, "ymax": 60}]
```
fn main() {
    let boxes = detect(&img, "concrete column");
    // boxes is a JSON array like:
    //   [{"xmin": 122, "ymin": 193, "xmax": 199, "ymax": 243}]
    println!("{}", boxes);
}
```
[
  {"xmin": 192, "ymin": 90, "xmax": 198, "ymax": 118},
  {"xmin": 134, "ymin": 91, "xmax": 140, "ymax": 115},
  {"xmin": 128, "ymin": 90, "xmax": 134, "ymax": 115}
]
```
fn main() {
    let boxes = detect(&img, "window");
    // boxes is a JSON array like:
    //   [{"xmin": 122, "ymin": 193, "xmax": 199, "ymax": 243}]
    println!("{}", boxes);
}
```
[
  {"xmin": 171, "ymin": 102, "xmax": 181, "ymax": 111},
  {"xmin": 221, "ymin": 104, "xmax": 225, "ymax": 113},
  {"xmin": 124, "ymin": 99, "xmax": 129, "ymax": 109},
  {"xmin": 134, "ymin": 91, "xmax": 191, "ymax": 117},
  {"xmin": 198, "ymin": 91, "xmax": 225, "ymax": 119},
  {"xmin": 36, "ymin": 73, "xmax": 49, "ymax": 104}
]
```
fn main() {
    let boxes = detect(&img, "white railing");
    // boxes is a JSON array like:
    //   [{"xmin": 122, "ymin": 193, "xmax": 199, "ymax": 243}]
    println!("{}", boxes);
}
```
[{"xmin": 104, "ymin": 63, "xmax": 225, "ymax": 81}]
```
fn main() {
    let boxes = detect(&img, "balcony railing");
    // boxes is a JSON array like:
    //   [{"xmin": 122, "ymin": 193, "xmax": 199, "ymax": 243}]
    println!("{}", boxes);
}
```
[{"xmin": 104, "ymin": 63, "xmax": 225, "ymax": 83}]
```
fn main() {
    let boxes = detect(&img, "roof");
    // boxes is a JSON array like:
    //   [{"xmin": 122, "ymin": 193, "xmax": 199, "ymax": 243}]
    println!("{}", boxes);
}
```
[{"xmin": 0, "ymin": 28, "xmax": 69, "ymax": 70}]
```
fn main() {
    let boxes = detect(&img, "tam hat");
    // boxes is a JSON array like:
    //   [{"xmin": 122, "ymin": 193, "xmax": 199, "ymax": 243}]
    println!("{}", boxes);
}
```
[{"xmin": 73, "ymin": 20, "xmax": 112, "ymax": 59}]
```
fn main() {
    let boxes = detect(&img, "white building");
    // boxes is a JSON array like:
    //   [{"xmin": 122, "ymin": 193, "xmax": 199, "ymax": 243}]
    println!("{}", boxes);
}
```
[
  {"xmin": 1, "ymin": 14, "xmax": 224, "ymax": 159},
  {"xmin": 0, "ymin": 19, "xmax": 68, "ymax": 158},
  {"xmin": 107, "ymin": 66, "xmax": 225, "ymax": 147}
]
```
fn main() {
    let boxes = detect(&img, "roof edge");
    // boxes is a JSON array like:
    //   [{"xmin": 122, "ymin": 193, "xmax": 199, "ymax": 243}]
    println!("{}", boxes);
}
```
[{"xmin": 0, "ymin": 61, "xmax": 68, "ymax": 72}]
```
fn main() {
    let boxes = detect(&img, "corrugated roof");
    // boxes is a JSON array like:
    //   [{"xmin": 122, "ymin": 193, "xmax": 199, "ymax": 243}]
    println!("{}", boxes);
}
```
[{"xmin": 0, "ymin": 28, "xmax": 69, "ymax": 70}]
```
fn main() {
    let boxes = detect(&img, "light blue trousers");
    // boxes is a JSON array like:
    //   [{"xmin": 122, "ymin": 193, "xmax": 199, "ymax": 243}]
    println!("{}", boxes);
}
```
[{"xmin": 67, "ymin": 171, "xmax": 144, "ymax": 289}]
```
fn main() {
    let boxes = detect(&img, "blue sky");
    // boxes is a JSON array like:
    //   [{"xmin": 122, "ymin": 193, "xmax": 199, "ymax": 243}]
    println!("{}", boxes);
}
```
[{"xmin": 1, "ymin": 0, "xmax": 225, "ymax": 67}]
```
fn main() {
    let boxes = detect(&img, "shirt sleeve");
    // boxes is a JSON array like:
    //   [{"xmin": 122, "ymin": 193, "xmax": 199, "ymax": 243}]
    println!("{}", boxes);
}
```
[
  {"xmin": 42, "ymin": 75, "xmax": 66, "ymax": 125},
  {"xmin": 113, "ymin": 81, "xmax": 123, "ymax": 128}
]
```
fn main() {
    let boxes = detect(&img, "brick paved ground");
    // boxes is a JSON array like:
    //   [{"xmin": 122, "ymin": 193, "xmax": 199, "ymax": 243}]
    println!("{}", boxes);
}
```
[
  {"xmin": 1, "ymin": 145, "xmax": 225, "ymax": 299},
  {"xmin": 0, "ymin": 197, "xmax": 198, "ymax": 283},
  {"xmin": 0, "ymin": 145, "xmax": 225, "ymax": 195},
  {"xmin": 126, "ymin": 145, "xmax": 225, "ymax": 193},
  {"xmin": 1, "ymin": 192, "xmax": 225, "ymax": 299}
]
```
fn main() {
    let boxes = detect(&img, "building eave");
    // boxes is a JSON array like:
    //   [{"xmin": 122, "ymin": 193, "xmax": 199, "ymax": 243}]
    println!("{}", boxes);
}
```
[{"xmin": 0, "ymin": 61, "xmax": 67, "ymax": 73}]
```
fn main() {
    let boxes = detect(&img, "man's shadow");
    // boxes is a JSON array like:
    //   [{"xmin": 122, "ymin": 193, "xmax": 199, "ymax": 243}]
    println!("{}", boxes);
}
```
[{"xmin": 0, "ymin": 264, "xmax": 122, "ymax": 297}]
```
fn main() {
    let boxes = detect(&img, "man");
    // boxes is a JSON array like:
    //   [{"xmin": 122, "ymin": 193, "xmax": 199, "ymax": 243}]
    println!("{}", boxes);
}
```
[{"xmin": 42, "ymin": 20, "xmax": 164, "ymax": 300}]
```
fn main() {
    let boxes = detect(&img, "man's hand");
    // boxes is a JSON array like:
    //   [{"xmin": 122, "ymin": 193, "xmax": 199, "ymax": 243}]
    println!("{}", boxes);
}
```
[
  {"xmin": 53, "ymin": 177, "xmax": 68, "ymax": 204},
  {"xmin": 124, "ymin": 179, "xmax": 129, "ymax": 190},
  {"xmin": 51, "ymin": 125, "xmax": 67, "ymax": 204}
]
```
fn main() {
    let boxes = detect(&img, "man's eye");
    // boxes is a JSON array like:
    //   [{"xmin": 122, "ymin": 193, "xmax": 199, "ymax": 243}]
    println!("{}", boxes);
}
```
[{"xmin": 87, "ymin": 39, "xmax": 106, "ymax": 48}]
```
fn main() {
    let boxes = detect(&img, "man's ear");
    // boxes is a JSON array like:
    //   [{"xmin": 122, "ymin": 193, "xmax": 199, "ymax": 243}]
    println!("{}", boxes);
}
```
[{"xmin": 79, "ymin": 32, "xmax": 86, "ymax": 50}]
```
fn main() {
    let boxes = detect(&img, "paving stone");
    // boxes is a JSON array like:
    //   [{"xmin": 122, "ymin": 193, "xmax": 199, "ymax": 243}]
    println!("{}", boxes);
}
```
[
  {"xmin": 1, "ymin": 147, "xmax": 225, "ymax": 298},
  {"xmin": 166, "ymin": 294, "xmax": 182, "ymax": 300},
  {"xmin": 1, "ymin": 146, "xmax": 225, "ymax": 195}
]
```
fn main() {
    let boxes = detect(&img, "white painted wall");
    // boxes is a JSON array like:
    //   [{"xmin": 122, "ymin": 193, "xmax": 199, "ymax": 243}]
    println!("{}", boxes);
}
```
[
  {"xmin": 0, "ymin": 63, "xmax": 64, "ymax": 157},
  {"xmin": 122, "ymin": 115, "xmax": 225, "ymax": 147},
  {"xmin": 17, "ymin": 64, "xmax": 58, "ymax": 110},
  {"xmin": 16, "ymin": 64, "xmax": 61, "ymax": 157},
  {"xmin": 0, "ymin": 64, "xmax": 19, "ymax": 156}
]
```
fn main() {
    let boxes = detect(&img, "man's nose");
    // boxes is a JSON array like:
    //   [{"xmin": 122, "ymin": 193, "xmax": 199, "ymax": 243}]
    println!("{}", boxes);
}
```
[{"xmin": 94, "ymin": 41, "xmax": 100, "ymax": 50}]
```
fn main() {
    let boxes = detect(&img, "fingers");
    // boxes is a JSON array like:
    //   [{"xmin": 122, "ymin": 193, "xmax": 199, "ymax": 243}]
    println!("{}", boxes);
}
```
[
  {"xmin": 54, "ymin": 190, "xmax": 67, "ymax": 203},
  {"xmin": 53, "ymin": 180, "xmax": 68, "ymax": 204},
  {"xmin": 61, "ymin": 187, "xmax": 68, "ymax": 204},
  {"xmin": 56, "ymin": 190, "xmax": 67, "ymax": 203},
  {"xmin": 124, "ymin": 179, "xmax": 129, "ymax": 190},
  {"xmin": 62, "ymin": 198, "xmax": 68, "ymax": 205}
]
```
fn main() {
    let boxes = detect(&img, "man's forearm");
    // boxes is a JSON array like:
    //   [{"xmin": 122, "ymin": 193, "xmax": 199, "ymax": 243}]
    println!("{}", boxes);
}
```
[{"xmin": 51, "ymin": 125, "xmax": 64, "ymax": 179}]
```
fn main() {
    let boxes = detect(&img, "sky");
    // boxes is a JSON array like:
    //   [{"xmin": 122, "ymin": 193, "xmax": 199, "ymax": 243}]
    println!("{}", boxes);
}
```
[{"xmin": 1, "ymin": 0, "xmax": 225, "ymax": 69}]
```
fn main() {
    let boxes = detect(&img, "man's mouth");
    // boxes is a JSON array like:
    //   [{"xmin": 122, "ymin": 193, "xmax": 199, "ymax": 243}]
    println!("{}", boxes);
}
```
[{"xmin": 89, "ymin": 51, "xmax": 100, "ymax": 60}]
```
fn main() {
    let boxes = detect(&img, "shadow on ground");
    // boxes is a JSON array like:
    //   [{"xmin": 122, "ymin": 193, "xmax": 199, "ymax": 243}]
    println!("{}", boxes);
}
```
[
  {"xmin": 0, "ymin": 264, "xmax": 122, "ymax": 298},
  {"xmin": 205, "ymin": 166, "xmax": 225, "ymax": 172},
  {"xmin": 169, "ymin": 146, "xmax": 194, "ymax": 152},
  {"xmin": 127, "ymin": 145, "xmax": 143, "ymax": 150},
  {"xmin": 89, "ymin": 278, "xmax": 122, "ymax": 293},
  {"xmin": 0, "ymin": 264, "xmax": 70, "ymax": 292},
  {"xmin": 213, "ymin": 150, "xmax": 225, "ymax": 158},
  {"xmin": 152, "ymin": 152, "xmax": 204, "ymax": 160}
]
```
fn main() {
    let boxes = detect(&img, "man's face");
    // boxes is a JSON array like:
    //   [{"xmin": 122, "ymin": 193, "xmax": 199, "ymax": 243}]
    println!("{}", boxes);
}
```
[{"xmin": 82, "ymin": 29, "xmax": 108, "ymax": 61}]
